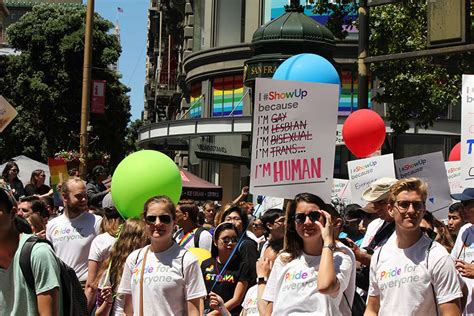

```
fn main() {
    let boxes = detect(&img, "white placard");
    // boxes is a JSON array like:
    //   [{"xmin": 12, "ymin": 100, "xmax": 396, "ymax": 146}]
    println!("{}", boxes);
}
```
[
  {"xmin": 445, "ymin": 161, "xmax": 462, "ymax": 195},
  {"xmin": 461, "ymin": 75, "xmax": 474, "ymax": 188},
  {"xmin": 250, "ymin": 78, "xmax": 339, "ymax": 201},
  {"xmin": 332, "ymin": 178, "xmax": 352, "ymax": 205},
  {"xmin": 395, "ymin": 152, "xmax": 452, "ymax": 218},
  {"xmin": 348, "ymin": 154, "xmax": 396, "ymax": 206}
]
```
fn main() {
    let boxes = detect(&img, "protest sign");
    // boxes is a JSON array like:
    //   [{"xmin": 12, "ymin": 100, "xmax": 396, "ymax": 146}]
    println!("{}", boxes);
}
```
[
  {"xmin": 395, "ymin": 152, "xmax": 452, "ymax": 218},
  {"xmin": 332, "ymin": 178, "xmax": 351, "ymax": 205},
  {"xmin": 0, "ymin": 96, "xmax": 18, "ymax": 132},
  {"xmin": 250, "ymin": 78, "xmax": 339, "ymax": 201},
  {"xmin": 461, "ymin": 75, "xmax": 474, "ymax": 188},
  {"xmin": 445, "ymin": 161, "xmax": 462, "ymax": 196},
  {"xmin": 348, "ymin": 154, "xmax": 395, "ymax": 206}
]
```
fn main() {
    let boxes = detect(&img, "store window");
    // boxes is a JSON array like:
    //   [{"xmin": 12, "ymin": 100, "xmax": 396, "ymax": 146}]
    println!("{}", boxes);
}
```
[
  {"xmin": 189, "ymin": 82, "xmax": 203, "ymax": 119},
  {"xmin": 215, "ymin": 0, "xmax": 244, "ymax": 47},
  {"xmin": 212, "ymin": 75, "xmax": 243, "ymax": 117},
  {"xmin": 193, "ymin": 0, "xmax": 205, "ymax": 51}
]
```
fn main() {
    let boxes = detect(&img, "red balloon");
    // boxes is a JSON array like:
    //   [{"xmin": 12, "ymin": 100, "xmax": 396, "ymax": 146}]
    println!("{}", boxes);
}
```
[
  {"xmin": 342, "ymin": 109, "xmax": 386, "ymax": 158},
  {"xmin": 448, "ymin": 142, "xmax": 461, "ymax": 161}
]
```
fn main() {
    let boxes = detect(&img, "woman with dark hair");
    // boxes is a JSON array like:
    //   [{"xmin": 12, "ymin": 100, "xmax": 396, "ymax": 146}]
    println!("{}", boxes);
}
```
[
  {"xmin": 223, "ymin": 206, "xmax": 259, "ymax": 284},
  {"xmin": 118, "ymin": 195, "xmax": 207, "ymax": 316},
  {"xmin": 201, "ymin": 222, "xmax": 251, "ymax": 315},
  {"xmin": 24, "ymin": 169, "xmax": 51, "ymax": 197},
  {"xmin": 1, "ymin": 161, "xmax": 24, "ymax": 200},
  {"xmin": 261, "ymin": 192, "xmax": 352, "ymax": 315}
]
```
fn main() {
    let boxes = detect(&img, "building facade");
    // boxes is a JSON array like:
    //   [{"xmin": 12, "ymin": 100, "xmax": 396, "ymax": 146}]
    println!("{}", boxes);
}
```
[
  {"xmin": 139, "ymin": 0, "xmax": 461, "ymax": 202},
  {"xmin": 0, "ymin": 0, "xmax": 8, "ymax": 45}
]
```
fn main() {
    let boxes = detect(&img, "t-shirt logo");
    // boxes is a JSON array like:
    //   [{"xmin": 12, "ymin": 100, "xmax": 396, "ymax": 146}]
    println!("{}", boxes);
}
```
[
  {"xmin": 52, "ymin": 227, "xmax": 84, "ymax": 242},
  {"xmin": 205, "ymin": 265, "xmax": 214, "ymax": 272},
  {"xmin": 378, "ymin": 264, "xmax": 422, "ymax": 290},
  {"xmin": 282, "ymin": 269, "xmax": 316, "ymax": 292}
]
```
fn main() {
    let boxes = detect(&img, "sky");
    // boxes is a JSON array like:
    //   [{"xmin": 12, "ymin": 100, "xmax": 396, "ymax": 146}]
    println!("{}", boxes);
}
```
[{"xmin": 83, "ymin": 0, "xmax": 149, "ymax": 121}]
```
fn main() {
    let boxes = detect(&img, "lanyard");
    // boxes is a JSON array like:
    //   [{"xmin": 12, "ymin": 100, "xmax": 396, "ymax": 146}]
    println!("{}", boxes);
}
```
[{"xmin": 179, "ymin": 227, "xmax": 198, "ymax": 247}]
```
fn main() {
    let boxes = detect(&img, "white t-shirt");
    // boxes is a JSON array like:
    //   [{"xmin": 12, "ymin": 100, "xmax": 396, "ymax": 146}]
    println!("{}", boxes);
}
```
[
  {"xmin": 370, "ymin": 233, "xmax": 463, "ymax": 315},
  {"xmin": 360, "ymin": 218, "xmax": 384, "ymax": 249},
  {"xmin": 117, "ymin": 242, "xmax": 207, "ymax": 316},
  {"xmin": 262, "ymin": 250, "xmax": 353, "ymax": 315},
  {"xmin": 174, "ymin": 227, "xmax": 213, "ymax": 252},
  {"xmin": 451, "ymin": 223, "xmax": 474, "ymax": 316},
  {"xmin": 337, "ymin": 242, "xmax": 356, "ymax": 316},
  {"xmin": 46, "ymin": 212, "xmax": 102, "ymax": 282},
  {"xmin": 241, "ymin": 284, "xmax": 258, "ymax": 316},
  {"xmin": 88, "ymin": 232, "xmax": 116, "ymax": 262}
]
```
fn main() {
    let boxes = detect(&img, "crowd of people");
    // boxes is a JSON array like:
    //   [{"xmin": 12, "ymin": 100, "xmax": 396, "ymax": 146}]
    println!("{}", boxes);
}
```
[{"xmin": 1, "ymin": 161, "xmax": 474, "ymax": 315}]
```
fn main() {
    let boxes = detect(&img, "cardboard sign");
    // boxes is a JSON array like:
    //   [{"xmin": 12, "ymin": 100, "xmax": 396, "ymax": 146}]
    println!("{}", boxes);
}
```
[
  {"xmin": 250, "ymin": 78, "xmax": 339, "ymax": 201},
  {"xmin": 395, "ymin": 152, "xmax": 452, "ymax": 218},
  {"xmin": 461, "ymin": 75, "xmax": 474, "ymax": 188},
  {"xmin": 332, "ymin": 178, "xmax": 352, "ymax": 205},
  {"xmin": 445, "ymin": 161, "xmax": 462, "ymax": 196},
  {"xmin": 0, "ymin": 96, "xmax": 18, "ymax": 132},
  {"xmin": 348, "ymin": 154, "xmax": 396, "ymax": 206}
]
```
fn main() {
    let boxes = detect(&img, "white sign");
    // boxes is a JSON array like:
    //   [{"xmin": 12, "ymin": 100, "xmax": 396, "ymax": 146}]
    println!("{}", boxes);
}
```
[
  {"xmin": 250, "ymin": 78, "xmax": 339, "ymax": 201},
  {"xmin": 0, "ymin": 95, "xmax": 18, "ymax": 132},
  {"xmin": 189, "ymin": 135, "xmax": 242, "ymax": 165},
  {"xmin": 461, "ymin": 75, "xmax": 474, "ymax": 188},
  {"xmin": 445, "ymin": 161, "xmax": 462, "ymax": 195},
  {"xmin": 332, "ymin": 179, "xmax": 352, "ymax": 205},
  {"xmin": 395, "ymin": 152, "xmax": 452, "ymax": 218},
  {"xmin": 348, "ymin": 154, "xmax": 396, "ymax": 206}
]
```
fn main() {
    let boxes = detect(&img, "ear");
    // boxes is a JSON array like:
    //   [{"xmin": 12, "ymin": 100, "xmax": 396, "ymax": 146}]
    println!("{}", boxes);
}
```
[
  {"xmin": 266, "ymin": 222, "xmax": 273, "ymax": 231},
  {"xmin": 388, "ymin": 204, "xmax": 395, "ymax": 218},
  {"xmin": 334, "ymin": 218, "xmax": 343, "ymax": 230}
]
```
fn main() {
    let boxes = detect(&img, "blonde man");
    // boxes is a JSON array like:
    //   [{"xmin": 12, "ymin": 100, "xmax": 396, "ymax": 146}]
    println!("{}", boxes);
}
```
[{"xmin": 365, "ymin": 178, "xmax": 463, "ymax": 316}]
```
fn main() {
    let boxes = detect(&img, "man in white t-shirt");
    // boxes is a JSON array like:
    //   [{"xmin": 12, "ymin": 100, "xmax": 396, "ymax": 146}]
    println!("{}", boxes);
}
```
[
  {"xmin": 451, "ymin": 188, "xmax": 474, "ymax": 316},
  {"xmin": 173, "ymin": 201, "xmax": 212, "ymax": 251},
  {"xmin": 366, "ymin": 178, "xmax": 463, "ymax": 315},
  {"xmin": 46, "ymin": 177, "xmax": 102, "ymax": 283}
]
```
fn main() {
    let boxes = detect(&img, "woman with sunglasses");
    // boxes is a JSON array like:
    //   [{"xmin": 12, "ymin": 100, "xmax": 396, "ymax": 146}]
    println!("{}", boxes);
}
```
[
  {"xmin": 201, "ymin": 222, "xmax": 251, "ymax": 315},
  {"xmin": 1, "ymin": 161, "xmax": 24, "ymax": 200},
  {"xmin": 118, "ymin": 195, "xmax": 207, "ymax": 316},
  {"xmin": 261, "ymin": 192, "xmax": 352, "ymax": 315},
  {"xmin": 24, "ymin": 169, "xmax": 52, "ymax": 198}
]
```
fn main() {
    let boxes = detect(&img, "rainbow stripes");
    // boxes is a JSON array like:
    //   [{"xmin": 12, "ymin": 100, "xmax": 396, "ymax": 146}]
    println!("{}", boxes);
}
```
[
  {"xmin": 339, "ymin": 71, "xmax": 372, "ymax": 116},
  {"xmin": 212, "ymin": 75, "xmax": 243, "ymax": 117},
  {"xmin": 48, "ymin": 158, "xmax": 69, "ymax": 185}
]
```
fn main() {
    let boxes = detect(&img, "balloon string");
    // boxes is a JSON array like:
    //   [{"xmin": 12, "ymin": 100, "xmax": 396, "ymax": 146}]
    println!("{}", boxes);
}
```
[{"xmin": 209, "ymin": 196, "xmax": 266, "ymax": 293}]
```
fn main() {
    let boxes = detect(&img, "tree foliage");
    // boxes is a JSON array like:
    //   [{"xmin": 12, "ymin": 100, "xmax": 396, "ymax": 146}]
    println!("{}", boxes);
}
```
[
  {"xmin": 0, "ymin": 4, "xmax": 131, "ymax": 167},
  {"xmin": 314, "ymin": 1, "xmax": 474, "ymax": 134}
]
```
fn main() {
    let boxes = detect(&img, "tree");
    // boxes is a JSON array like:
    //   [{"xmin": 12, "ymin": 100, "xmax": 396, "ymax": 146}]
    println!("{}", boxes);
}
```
[
  {"xmin": 0, "ymin": 4, "xmax": 131, "ymax": 167},
  {"xmin": 124, "ymin": 119, "xmax": 143, "ymax": 154},
  {"xmin": 314, "ymin": 1, "xmax": 473, "ymax": 134}
]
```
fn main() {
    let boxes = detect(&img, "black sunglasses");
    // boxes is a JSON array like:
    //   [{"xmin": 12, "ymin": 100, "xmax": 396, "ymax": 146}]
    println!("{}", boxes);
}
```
[
  {"xmin": 145, "ymin": 214, "xmax": 172, "ymax": 225},
  {"xmin": 294, "ymin": 211, "xmax": 322, "ymax": 224},
  {"xmin": 395, "ymin": 200, "xmax": 425, "ymax": 212}
]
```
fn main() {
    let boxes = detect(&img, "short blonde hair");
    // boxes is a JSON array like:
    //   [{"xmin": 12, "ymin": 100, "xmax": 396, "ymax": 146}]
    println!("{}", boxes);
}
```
[
  {"xmin": 60, "ymin": 177, "xmax": 85, "ymax": 196},
  {"xmin": 388, "ymin": 178, "xmax": 428, "ymax": 205}
]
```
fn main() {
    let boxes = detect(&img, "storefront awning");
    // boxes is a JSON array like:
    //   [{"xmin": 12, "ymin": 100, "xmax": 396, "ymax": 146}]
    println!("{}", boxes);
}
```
[{"xmin": 180, "ymin": 169, "xmax": 223, "ymax": 201}]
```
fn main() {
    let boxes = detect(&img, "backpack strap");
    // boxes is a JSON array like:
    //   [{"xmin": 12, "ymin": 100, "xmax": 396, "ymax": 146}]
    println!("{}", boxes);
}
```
[
  {"xmin": 425, "ymin": 238, "xmax": 439, "ymax": 316},
  {"xmin": 181, "ymin": 250, "xmax": 188, "ymax": 278},
  {"xmin": 19, "ymin": 235, "xmax": 54, "ymax": 292},
  {"xmin": 193, "ymin": 227, "xmax": 206, "ymax": 248}
]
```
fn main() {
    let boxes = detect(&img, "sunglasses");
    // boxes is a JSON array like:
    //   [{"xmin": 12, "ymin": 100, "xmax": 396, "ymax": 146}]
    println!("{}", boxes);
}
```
[
  {"xmin": 395, "ymin": 200, "xmax": 425, "ymax": 212},
  {"xmin": 421, "ymin": 227, "xmax": 437, "ymax": 240},
  {"xmin": 220, "ymin": 237, "xmax": 239, "ymax": 245},
  {"xmin": 294, "ymin": 211, "xmax": 323, "ymax": 225},
  {"xmin": 145, "ymin": 214, "xmax": 172, "ymax": 225}
]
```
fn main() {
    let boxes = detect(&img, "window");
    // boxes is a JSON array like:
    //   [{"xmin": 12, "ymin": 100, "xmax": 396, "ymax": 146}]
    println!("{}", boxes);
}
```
[
  {"xmin": 339, "ymin": 70, "xmax": 372, "ymax": 116},
  {"xmin": 189, "ymin": 82, "xmax": 203, "ymax": 119},
  {"xmin": 214, "ymin": 0, "xmax": 244, "ymax": 47},
  {"xmin": 212, "ymin": 75, "xmax": 243, "ymax": 117}
]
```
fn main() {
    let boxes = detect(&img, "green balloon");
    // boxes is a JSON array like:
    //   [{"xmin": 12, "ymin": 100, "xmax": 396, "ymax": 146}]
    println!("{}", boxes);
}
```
[{"xmin": 111, "ymin": 150, "xmax": 182, "ymax": 219}]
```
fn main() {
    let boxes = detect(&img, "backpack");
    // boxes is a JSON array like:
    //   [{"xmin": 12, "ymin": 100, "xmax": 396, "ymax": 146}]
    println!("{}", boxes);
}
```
[
  {"xmin": 194, "ymin": 226, "xmax": 208, "ymax": 248},
  {"xmin": 19, "ymin": 235, "xmax": 88, "ymax": 316}
]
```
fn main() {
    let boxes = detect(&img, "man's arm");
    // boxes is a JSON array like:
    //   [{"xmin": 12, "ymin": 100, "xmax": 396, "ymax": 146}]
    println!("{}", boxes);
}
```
[
  {"xmin": 232, "ymin": 186, "xmax": 249, "ymax": 205},
  {"xmin": 364, "ymin": 295, "xmax": 380, "ymax": 316},
  {"xmin": 37, "ymin": 288, "xmax": 59, "ymax": 316},
  {"xmin": 439, "ymin": 299, "xmax": 462, "ymax": 316}
]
